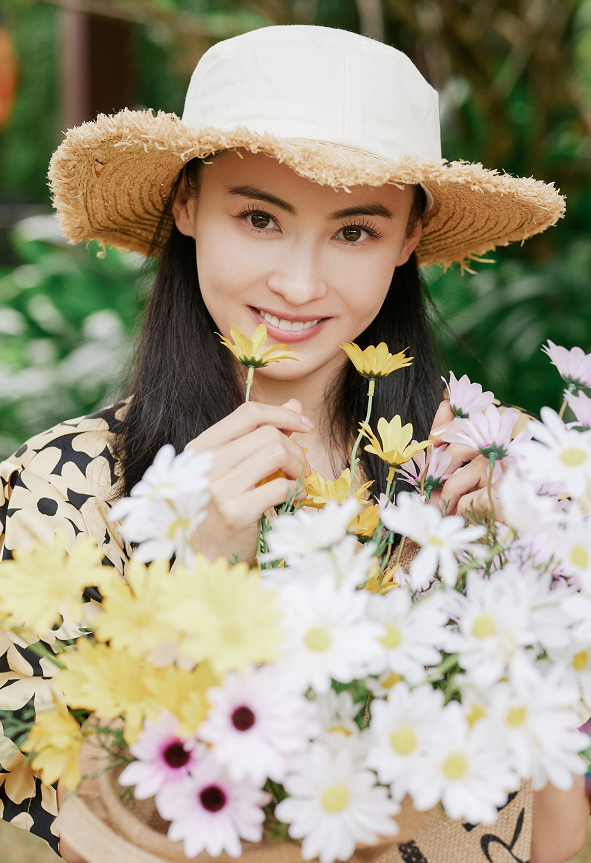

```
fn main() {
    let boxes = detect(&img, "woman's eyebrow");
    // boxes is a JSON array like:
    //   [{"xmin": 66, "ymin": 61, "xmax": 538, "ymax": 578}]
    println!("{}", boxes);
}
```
[
  {"xmin": 228, "ymin": 185, "xmax": 296, "ymax": 214},
  {"xmin": 329, "ymin": 203, "xmax": 392, "ymax": 220}
]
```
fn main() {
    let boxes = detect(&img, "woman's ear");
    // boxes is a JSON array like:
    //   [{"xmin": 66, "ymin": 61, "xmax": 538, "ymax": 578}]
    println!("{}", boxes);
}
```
[
  {"xmin": 171, "ymin": 180, "xmax": 198, "ymax": 239},
  {"xmin": 395, "ymin": 220, "xmax": 423, "ymax": 267}
]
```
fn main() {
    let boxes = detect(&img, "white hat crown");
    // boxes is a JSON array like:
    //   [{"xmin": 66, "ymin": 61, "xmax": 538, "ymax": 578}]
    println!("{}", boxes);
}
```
[{"xmin": 182, "ymin": 25, "xmax": 441, "ymax": 163}]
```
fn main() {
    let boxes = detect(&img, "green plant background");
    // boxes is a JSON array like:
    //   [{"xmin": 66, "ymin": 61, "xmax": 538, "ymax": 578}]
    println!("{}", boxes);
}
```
[{"xmin": 0, "ymin": 0, "xmax": 590, "ymax": 460}]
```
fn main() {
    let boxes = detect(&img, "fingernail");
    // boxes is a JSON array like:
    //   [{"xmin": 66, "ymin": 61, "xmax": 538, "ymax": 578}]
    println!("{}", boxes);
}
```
[
  {"xmin": 301, "ymin": 415, "xmax": 314, "ymax": 429},
  {"xmin": 431, "ymin": 424, "xmax": 448, "ymax": 436}
]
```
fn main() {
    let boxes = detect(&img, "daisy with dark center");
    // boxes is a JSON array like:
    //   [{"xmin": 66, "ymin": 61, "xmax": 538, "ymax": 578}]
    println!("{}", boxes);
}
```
[
  {"xmin": 198, "ymin": 665, "xmax": 318, "ymax": 785},
  {"xmin": 156, "ymin": 757, "xmax": 269, "ymax": 858},
  {"xmin": 119, "ymin": 711, "xmax": 201, "ymax": 799}
]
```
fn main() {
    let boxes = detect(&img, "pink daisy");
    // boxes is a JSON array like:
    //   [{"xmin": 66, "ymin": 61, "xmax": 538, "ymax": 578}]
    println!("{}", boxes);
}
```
[
  {"xmin": 198, "ymin": 665, "xmax": 318, "ymax": 785},
  {"xmin": 542, "ymin": 340, "xmax": 591, "ymax": 391},
  {"xmin": 438, "ymin": 405, "xmax": 530, "ymax": 480},
  {"xmin": 156, "ymin": 756, "xmax": 269, "ymax": 858},
  {"xmin": 119, "ymin": 711, "xmax": 200, "ymax": 799},
  {"xmin": 397, "ymin": 444, "xmax": 453, "ymax": 498},
  {"xmin": 443, "ymin": 371, "xmax": 495, "ymax": 418},
  {"xmin": 566, "ymin": 390, "xmax": 591, "ymax": 430}
]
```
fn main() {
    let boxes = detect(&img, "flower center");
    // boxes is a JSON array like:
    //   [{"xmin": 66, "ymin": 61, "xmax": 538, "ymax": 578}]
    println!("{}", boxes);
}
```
[
  {"xmin": 305, "ymin": 627, "xmax": 331, "ymax": 652},
  {"xmin": 570, "ymin": 545, "xmax": 590, "ymax": 569},
  {"xmin": 231, "ymin": 705, "xmax": 256, "ymax": 731},
  {"xmin": 506, "ymin": 706, "xmax": 528, "ymax": 727},
  {"xmin": 328, "ymin": 724, "xmax": 351, "ymax": 736},
  {"xmin": 321, "ymin": 785, "xmax": 350, "ymax": 813},
  {"xmin": 381, "ymin": 625, "xmax": 403, "ymax": 650},
  {"xmin": 199, "ymin": 785, "xmax": 227, "ymax": 812},
  {"xmin": 167, "ymin": 517, "xmax": 190, "ymax": 539},
  {"xmin": 380, "ymin": 672, "xmax": 403, "ymax": 690},
  {"xmin": 222, "ymin": 624, "xmax": 244, "ymax": 646},
  {"xmin": 559, "ymin": 446, "xmax": 587, "ymax": 467},
  {"xmin": 389, "ymin": 726, "xmax": 417, "ymax": 755},
  {"xmin": 442, "ymin": 753, "xmax": 468, "ymax": 781},
  {"xmin": 163, "ymin": 741, "xmax": 190, "ymax": 769},
  {"xmin": 573, "ymin": 650, "xmax": 589, "ymax": 671},
  {"xmin": 428, "ymin": 534, "xmax": 445, "ymax": 547},
  {"xmin": 466, "ymin": 703, "xmax": 486, "ymax": 727},
  {"xmin": 471, "ymin": 614, "xmax": 497, "ymax": 639}
]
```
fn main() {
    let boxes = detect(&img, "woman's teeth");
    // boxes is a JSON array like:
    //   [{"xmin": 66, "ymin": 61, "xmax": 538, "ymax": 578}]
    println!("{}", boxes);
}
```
[{"xmin": 258, "ymin": 310, "xmax": 320, "ymax": 332}]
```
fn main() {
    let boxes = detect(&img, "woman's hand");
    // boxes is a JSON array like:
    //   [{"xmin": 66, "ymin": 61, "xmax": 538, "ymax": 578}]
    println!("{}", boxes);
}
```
[
  {"xmin": 428, "ymin": 401, "xmax": 504, "ymax": 519},
  {"xmin": 185, "ymin": 398, "xmax": 312, "ymax": 563}
]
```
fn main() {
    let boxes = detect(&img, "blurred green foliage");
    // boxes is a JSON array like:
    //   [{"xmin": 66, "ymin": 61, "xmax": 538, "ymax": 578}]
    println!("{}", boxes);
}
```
[
  {"xmin": 0, "ymin": 0, "xmax": 590, "ymax": 458},
  {"xmin": 0, "ymin": 221, "xmax": 148, "ymax": 457}
]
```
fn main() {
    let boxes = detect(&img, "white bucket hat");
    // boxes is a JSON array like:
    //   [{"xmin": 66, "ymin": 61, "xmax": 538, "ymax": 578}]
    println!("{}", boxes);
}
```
[{"xmin": 49, "ymin": 24, "xmax": 564, "ymax": 268}]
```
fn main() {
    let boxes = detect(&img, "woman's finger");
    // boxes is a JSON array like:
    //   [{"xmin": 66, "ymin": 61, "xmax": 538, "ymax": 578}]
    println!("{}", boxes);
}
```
[
  {"xmin": 211, "ymin": 435, "xmax": 308, "ymax": 498},
  {"xmin": 210, "ymin": 478, "xmax": 306, "ymax": 534},
  {"xmin": 207, "ymin": 424, "xmax": 308, "ymax": 482},
  {"xmin": 186, "ymin": 400, "xmax": 314, "ymax": 453},
  {"xmin": 440, "ymin": 455, "xmax": 489, "ymax": 514},
  {"xmin": 430, "ymin": 400, "xmax": 454, "ymax": 446},
  {"xmin": 441, "ymin": 442, "xmax": 481, "ymax": 474},
  {"xmin": 456, "ymin": 484, "xmax": 504, "ymax": 521}
]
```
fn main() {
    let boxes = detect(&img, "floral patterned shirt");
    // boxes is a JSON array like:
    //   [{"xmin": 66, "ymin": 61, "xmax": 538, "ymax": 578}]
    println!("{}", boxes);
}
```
[{"xmin": 0, "ymin": 403, "xmax": 131, "ymax": 854}]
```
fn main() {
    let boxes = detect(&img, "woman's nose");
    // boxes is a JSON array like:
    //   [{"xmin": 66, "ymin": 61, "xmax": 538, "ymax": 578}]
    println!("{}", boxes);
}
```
[{"xmin": 266, "ymin": 244, "xmax": 328, "ymax": 306}]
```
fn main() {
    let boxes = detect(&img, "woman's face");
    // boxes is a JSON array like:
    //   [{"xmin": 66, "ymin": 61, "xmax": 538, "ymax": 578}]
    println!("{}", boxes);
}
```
[{"xmin": 173, "ymin": 150, "xmax": 422, "ymax": 383}]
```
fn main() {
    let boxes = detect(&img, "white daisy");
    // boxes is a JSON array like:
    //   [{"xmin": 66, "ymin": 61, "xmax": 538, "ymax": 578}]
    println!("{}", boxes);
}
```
[
  {"xmin": 275, "ymin": 741, "xmax": 399, "ymax": 863},
  {"xmin": 263, "ymin": 499, "xmax": 360, "ymax": 562},
  {"xmin": 263, "ymin": 535, "xmax": 373, "ymax": 591},
  {"xmin": 314, "ymin": 689, "xmax": 363, "ymax": 739},
  {"xmin": 276, "ymin": 577, "xmax": 385, "ymax": 694},
  {"xmin": 444, "ymin": 568, "xmax": 534, "ymax": 687},
  {"xmin": 410, "ymin": 701, "xmax": 516, "ymax": 824},
  {"xmin": 366, "ymin": 590, "xmax": 446, "ymax": 684},
  {"xmin": 487, "ymin": 662, "xmax": 585, "ymax": 791},
  {"xmin": 443, "ymin": 371, "xmax": 495, "ymax": 418},
  {"xmin": 515, "ymin": 407, "xmax": 591, "ymax": 500},
  {"xmin": 156, "ymin": 756, "xmax": 269, "ymax": 858},
  {"xmin": 197, "ymin": 666, "xmax": 317, "ymax": 786},
  {"xmin": 365, "ymin": 682, "xmax": 445, "ymax": 801},
  {"xmin": 109, "ymin": 444, "xmax": 213, "ymax": 565},
  {"xmin": 498, "ymin": 467, "xmax": 562, "ymax": 535},
  {"xmin": 380, "ymin": 492, "xmax": 486, "ymax": 590},
  {"xmin": 550, "ymin": 508, "xmax": 591, "ymax": 590}
]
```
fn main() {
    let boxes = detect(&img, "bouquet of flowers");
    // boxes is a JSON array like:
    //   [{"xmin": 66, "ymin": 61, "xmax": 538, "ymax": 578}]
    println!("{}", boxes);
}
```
[{"xmin": 1, "ymin": 327, "xmax": 591, "ymax": 863}]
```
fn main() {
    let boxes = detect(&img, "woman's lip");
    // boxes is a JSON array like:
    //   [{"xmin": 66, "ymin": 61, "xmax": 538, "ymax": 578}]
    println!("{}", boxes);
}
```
[{"xmin": 250, "ymin": 307, "xmax": 329, "ymax": 343}]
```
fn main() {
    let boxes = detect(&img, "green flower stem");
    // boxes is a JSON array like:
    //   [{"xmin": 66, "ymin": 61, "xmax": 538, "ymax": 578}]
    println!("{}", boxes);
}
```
[
  {"xmin": 487, "ymin": 454, "xmax": 496, "ymax": 520},
  {"xmin": 559, "ymin": 382, "xmax": 578, "ymax": 419},
  {"xmin": 350, "ymin": 378, "xmax": 376, "ymax": 485},
  {"xmin": 385, "ymin": 465, "xmax": 396, "ymax": 499},
  {"xmin": 27, "ymin": 640, "xmax": 66, "ymax": 670},
  {"xmin": 245, "ymin": 366, "xmax": 255, "ymax": 402}
]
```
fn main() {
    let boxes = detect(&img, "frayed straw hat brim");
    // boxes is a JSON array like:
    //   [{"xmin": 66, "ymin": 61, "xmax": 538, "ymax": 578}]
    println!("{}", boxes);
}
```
[{"xmin": 49, "ymin": 109, "xmax": 565, "ymax": 269}]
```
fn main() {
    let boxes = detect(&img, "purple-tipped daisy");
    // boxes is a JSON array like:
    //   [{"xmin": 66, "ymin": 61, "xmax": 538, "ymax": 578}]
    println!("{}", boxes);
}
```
[
  {"xmin": 443, "ymin": 371, "xmax": 495, "ymax": 418},
  {"xmin": 542, "ymin": 340, "xmax": 591, "ymax": 392},
  {"xmin": 118, "ymin": 711, "xmax": 200, "ymax": 799},
  {"xmin": 565, "ymin": 390, "xmax": 591, "ymax": 430},
  {"xmin": 397, "ymin": 444, "xmax": 453, "ymax": 497},
  {"xmin": 438, "ymin": 405, "xmax": 530, "ymax": 480}
]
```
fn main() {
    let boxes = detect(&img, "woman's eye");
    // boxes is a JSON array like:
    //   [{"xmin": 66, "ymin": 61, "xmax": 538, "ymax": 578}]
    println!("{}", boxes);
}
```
[
  {"xmin": 247, "ymin": 212, "xmax": 276, "ymax": 230},
  {"xmin": 336, "ymin": 226, "xmax": 370, "ymax": 243}
]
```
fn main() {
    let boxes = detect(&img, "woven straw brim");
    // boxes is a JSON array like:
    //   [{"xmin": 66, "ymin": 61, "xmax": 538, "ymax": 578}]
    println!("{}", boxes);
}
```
[{"xmin": 49, "ymin": 109, "xmax": 565, "ymax": 268}]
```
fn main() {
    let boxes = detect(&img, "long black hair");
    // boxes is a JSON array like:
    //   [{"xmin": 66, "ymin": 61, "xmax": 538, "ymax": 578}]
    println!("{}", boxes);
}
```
[{"xmin": 113, "ymin": 165, "xmax": 443, "ymax": 499}]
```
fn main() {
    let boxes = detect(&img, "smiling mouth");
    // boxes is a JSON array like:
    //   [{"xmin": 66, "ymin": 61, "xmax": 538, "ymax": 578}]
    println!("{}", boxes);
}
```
[{"xmin": 257, "ymin": 309, "xmax": 322, "ymax": 332}]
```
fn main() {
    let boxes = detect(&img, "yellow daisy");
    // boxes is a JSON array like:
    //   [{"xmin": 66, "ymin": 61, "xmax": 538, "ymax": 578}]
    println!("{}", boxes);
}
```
[
  {"xmin": 365, "ymin": 562, "xmax": 403, "ymax": 594},
  {"xmin": 94, "ymin": 558, "xmax": 179, "ymax": 657},
  {"xmin": 0, "ymin": 534, "xmax": 104, "ymax": 637},
  {"xmin": 147, "ymin": 663, "xmax": 217, "ymax": 737},
  {"xmin": 360, "ymin": 416, "xmax": 432, "ymax": 467},
  {"xmin": 304, "ymin": 468, "xmax": 373, "ymax": 508},
  {"xmin": 341, "ymin": 342, "xmax": 413, "ymax": 379},
  {"xmin": 21, "ymin": 702, "xmax": 83, "ymax": 789},
  {"xmin": 171, "ymin": 556, "xmax": 282, "ymax": 675},
  {"xmin": 351, "ymin": 502, "xmax": 381, "ymax": 538},
  {"xmin": 56, "ymin": 639, "xmax": 161, "ymax": 744},
  {"xmin": 218, "ymin": 324, "xmax": 299, "ymax": 368}
]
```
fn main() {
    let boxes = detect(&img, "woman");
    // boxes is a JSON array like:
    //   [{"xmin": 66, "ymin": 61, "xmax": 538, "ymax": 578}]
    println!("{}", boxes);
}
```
[{"xmin": 0, "ymin": 24, "xmax": 587, "ymax": 863}]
